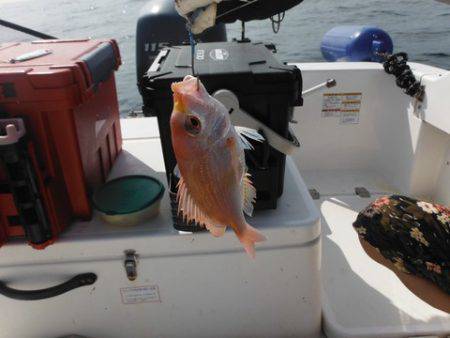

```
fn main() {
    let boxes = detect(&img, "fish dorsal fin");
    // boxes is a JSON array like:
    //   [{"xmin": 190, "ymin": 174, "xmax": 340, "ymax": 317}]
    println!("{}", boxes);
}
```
[
  {"xmin": 235, "ymin": 126, "xmax": 264, "ymax": 150},
  {"xmin": 242, "ymin": 173, "xmax": 257, "ymax": 217},
  {"xmin": 177, "ymin": 176, "xmax": 227, "ymax": 237}
]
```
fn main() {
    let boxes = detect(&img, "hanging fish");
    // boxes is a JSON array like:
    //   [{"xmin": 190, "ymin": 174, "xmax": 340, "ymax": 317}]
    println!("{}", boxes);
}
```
[{"xmin": 170, "ymin": 75, "xmax": 266, "ymax": 257}]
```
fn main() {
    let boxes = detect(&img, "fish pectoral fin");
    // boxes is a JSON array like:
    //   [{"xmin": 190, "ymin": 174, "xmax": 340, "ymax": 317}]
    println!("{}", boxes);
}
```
[
  {"xmin": 242, "ymin": 173, "xmax": 257, "ymax": 217},
  {"xmin": 177, "ymin": 175, "xmax": 221, "ymax": 234},
  {"xmin": 177, "ymin": 176, "xmax": 204, "ymax": 225},
  {"xmin": 235, "ymin": 126, "xmax": 264, "ymax": 150}
]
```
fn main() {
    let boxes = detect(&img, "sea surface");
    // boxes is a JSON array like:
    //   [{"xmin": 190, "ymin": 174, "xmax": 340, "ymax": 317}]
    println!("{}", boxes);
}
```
[{"xmin": 1, "ymin": 0, "xmax": 449, "ymax": 115}]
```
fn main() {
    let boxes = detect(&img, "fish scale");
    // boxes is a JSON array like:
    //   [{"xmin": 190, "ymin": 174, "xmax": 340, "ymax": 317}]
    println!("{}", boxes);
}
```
[{"xmin": 194, "ymin": 153, "xmax": 225, "ymax": 223}]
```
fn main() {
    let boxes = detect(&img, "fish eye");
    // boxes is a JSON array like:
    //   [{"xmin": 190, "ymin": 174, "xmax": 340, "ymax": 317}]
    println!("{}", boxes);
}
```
[{"xmin": 185, "ymin": 115, "xmax": 202, "ymax": 136}]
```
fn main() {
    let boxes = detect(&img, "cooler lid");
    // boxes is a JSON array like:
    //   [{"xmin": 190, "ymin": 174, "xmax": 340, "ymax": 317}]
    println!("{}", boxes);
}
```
[
  {"xmin": 0, "ymin": 39, "xmax": 121, "ymax": 101},
  {"xmin": 144, "ymin": 41, "xmax": 301, "ymax": 98}
]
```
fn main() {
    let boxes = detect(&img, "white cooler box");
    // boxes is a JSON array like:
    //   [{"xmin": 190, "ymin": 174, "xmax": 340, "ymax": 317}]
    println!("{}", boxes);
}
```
[{"xmin": 0, "ymin": 118, "xmax": 321, "ymax": 338}]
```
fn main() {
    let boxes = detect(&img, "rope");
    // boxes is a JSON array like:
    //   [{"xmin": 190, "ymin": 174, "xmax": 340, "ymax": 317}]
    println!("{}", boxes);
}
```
[
  {"xmin": 382, "ymin": 52, "xmax": 424, "ymax": 99},
  {"xmin": 270, "ymin": 11, "xmax": 285, "ymax": 33}
]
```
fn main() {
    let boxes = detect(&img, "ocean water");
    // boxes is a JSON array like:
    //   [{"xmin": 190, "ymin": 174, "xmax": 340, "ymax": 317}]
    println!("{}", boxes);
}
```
[{"xmin": 1, "ymin": 0, "xmax": 449, "ymax": 115}]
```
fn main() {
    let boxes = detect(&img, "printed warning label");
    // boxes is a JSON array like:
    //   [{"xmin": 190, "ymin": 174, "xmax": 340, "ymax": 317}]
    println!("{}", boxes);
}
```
[
  {"xmin": 340, "ymin": 110, "xmax": 360, "ymax": 124},
  {"xmin": 322, "ymin": 93, "xmax": 362, "ymax": 123},
  {"xmin": 322, "ymin": 94, "xmax": 342, "ymax": 117},
  {"xmin": 120, "ymin": 285, "xmax": 161, "ymax": 304}
]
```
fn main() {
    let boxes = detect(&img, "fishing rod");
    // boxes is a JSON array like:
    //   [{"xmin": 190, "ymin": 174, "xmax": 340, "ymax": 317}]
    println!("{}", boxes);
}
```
[
  {"xmin": 216, "ymin": 0, "xmax": 259, "ymax": 20},
  {"xmin": 0, "ymin": 19, "xmax": 56, "ymax": 40}
]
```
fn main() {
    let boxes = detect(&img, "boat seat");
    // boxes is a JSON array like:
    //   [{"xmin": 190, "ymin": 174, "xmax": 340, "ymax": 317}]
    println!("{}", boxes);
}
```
[{"xmin": 301, "ymin": 169, "xmax": 450, "ymax": 338}]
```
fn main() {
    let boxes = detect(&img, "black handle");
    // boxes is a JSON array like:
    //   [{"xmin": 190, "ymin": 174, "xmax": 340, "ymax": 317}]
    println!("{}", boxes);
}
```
[{"xmin": 0, "ymin": 273, "xmax": 97, "ymax": 301}]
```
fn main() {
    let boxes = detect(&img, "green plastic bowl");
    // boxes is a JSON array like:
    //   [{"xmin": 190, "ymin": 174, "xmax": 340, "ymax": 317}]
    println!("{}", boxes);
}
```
[{"xmin": 92, "ymin": 175, "xmax": 165, "ymax": 226}]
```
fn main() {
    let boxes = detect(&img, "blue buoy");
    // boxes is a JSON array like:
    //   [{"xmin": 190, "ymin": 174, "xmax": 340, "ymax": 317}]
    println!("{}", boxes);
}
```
[{"xmin": 321, "ymin": 26, "xmax": 393, "ymax": 62}]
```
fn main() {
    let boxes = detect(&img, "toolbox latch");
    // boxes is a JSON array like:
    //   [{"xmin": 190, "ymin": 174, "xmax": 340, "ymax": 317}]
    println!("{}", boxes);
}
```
[
  {"xmin": 0, "ymin": 118, "xmax": 25, "ymax": 145},
  {"xmin": 124, "ymin": 250, "xmax": 139, "ymax": 281},
  {"xmin": 81, "ymin": 42, "xmax": 118, "ymax": 88}
]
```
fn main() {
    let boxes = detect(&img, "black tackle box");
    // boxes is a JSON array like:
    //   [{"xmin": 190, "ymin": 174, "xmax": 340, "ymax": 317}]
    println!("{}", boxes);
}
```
[{"xmin": 139, "ymin": 41, "xmax": 302, "ymax": 231}]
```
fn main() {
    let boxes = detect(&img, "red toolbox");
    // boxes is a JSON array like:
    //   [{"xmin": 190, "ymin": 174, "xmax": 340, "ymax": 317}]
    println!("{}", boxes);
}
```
[{"xmin": 0, "ymin": 39, "xmax": 122, "ymax": 248}]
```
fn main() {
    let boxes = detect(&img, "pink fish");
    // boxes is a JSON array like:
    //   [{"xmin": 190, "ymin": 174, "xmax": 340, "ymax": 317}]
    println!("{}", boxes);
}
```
[{"xmin": 170, "ymin": 75, "xmax": 266, "ymax": 257}]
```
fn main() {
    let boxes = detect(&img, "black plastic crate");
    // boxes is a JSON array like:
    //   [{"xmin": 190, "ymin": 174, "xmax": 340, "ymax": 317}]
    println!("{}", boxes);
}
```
[{"xmin": 139, "ymin": 41, "xmax": 302, "ymax": 231}]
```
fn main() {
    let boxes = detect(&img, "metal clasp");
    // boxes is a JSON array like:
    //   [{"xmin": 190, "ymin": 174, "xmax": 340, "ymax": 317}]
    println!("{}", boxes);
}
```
[{"xmin": 124, "ymin": 250, "xmax": 138, "ymax": 281}]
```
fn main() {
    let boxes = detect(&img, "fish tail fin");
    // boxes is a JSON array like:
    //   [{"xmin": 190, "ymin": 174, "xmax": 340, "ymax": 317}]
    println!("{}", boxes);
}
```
[{"xmin": 234, "ymin": 223, "xmax": 266, "ymax": 259}]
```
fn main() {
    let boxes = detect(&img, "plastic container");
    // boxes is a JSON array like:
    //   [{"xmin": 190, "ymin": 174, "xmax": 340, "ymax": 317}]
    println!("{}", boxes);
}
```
[
  {"xmin": 0, "ymin": 39, "xmax": 122, "ymax": 248},
  {"xmin": 93, "ymin": 175, "xmax": 165, "ymax": 226},
  {"xmin": 140, "ymin": 41, "xmax": 302, "ymax": 231},
  {"xmin": 321, "ymin": 26, "xmax": 393, "ymax": 62}
]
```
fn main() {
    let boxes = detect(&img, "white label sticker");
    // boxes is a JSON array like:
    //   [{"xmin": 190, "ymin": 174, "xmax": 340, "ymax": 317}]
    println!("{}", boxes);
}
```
[
  {"xmin": 120, "ymin": 285, "xmax": 161, "ymax": 304},
  {"xmin": 209, "ymin": 48, "xmax": 229, "ymax": 61},
  {"xmin": 340, "ymin": 111, "xmax": 360, "ymax": 124},
  {"xmin": 322, "ymin": 93, "xmax": 362, "ymax": 123},
  {"xmin": 322, "ymin": 94, "xmax": 342, "ymax": 117},
  {"xmin": 196, "ymin": 49, "xmax": 205, "ymax": 61}
]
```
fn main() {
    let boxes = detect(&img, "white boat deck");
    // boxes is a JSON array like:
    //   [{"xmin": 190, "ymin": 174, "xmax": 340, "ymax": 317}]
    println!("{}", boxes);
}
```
[
  {"xmin": 293, "ymin": 59, "xmax": 450, "ymax": 337},
  {"xmin": 301, "ymin": 169, "xmax": 450, "ymax": 337},
  {"xmin": 119, "ymin": 117, "xmax": 450, "ymax": 337}
]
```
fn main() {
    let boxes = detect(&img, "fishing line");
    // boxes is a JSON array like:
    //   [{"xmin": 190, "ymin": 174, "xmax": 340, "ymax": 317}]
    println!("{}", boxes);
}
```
[
  {"xmin": 188, "ymin": 30, "xmax": 200, "ymax": 91},
  {"xmin": 185, "ymin": 0, "xmax": 261, "ymax": 90}
]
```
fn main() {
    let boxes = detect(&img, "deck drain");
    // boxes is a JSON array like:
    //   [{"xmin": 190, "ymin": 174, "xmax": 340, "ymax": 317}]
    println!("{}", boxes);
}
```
[{"xmin": 355, "ymin": 187, "xmax": 371, "ymax": 198}]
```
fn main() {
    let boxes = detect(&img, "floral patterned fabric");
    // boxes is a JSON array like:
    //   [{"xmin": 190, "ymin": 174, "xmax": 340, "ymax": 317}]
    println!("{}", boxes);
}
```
[{"xmin": 353, "ymin": 195, "xmax": 450, "ymax": 294}]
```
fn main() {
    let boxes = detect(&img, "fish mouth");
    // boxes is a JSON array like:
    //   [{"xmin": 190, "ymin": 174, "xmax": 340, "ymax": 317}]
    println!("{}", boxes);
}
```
[
  {"xmin": 173, "ymin": 92, "xmax": 187, "ymax": 114},
  {"xmin": 171, "ymin": 75, "xmax": 201, "ymax": 114}
]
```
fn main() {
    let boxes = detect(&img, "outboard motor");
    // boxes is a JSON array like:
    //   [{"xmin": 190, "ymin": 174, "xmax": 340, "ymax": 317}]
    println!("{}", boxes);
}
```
[{"xmin": 136, "ymin": 0, "xmax": 227, "ymax": 83}]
